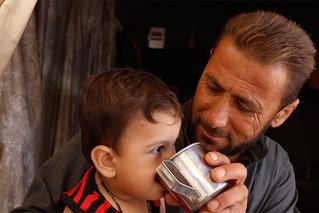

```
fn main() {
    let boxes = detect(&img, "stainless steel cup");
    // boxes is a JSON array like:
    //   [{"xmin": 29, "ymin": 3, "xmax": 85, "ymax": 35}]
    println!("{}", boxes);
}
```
[{"xmin": 156, "ymin": 142, "xmax": 228, "ymax": 212}]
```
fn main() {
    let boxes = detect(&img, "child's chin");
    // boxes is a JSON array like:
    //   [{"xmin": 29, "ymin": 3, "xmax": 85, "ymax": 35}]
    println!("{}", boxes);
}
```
[
  {"xmin": 150, "ymin": 187, "xmax": 166, "ymax": 200},
  {"xmin": 157, "ymin": 183, "xmax": 167, "ymax": 193}
]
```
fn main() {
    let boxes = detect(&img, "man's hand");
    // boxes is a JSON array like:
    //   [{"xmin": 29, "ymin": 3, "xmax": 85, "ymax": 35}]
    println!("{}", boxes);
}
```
[
  {"xmin": 199, "ymin": 151, "xmax": 248, "ymax": 213},
  {"xmin": 165, "ymin": 152, "xmax": 248, "ymax": 213},
  {"xmin": 163, "ymin": 151, "xmax": 248, "ymax": 213}
]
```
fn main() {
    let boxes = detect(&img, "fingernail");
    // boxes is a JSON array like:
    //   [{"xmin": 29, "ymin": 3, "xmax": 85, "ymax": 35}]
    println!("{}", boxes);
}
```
[
  {"xmin": 209, "ymin": 200, "xmax": 219, "ymax": 210},
  {"xmin": 215, "ymin": 168, "xmax": 225, "ymax": 178},
  {"xmin": 210, "ymin": 153, "xmax": 218, "ymax": 161}
]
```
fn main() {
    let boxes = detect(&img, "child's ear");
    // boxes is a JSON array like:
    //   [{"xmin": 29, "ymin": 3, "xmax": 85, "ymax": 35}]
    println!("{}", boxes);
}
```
[
  {"xmin": 91, "ymin": 145, "xmax": 117, "ymax": 178},
  {"xmin": 271, "ymin": 99, "xmax": 299, "ymax": 128}
]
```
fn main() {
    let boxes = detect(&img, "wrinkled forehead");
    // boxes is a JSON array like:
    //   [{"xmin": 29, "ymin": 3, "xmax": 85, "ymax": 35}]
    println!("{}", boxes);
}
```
[{"xmin": 204, "ymin": 37, "xmax": 289, "ymax": 109}]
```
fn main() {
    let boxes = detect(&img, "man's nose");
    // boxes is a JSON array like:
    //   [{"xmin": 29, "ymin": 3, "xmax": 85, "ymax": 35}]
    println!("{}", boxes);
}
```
[{"xmin": 206, "ymin": 97, "xmax": 230, "ymax": 128}]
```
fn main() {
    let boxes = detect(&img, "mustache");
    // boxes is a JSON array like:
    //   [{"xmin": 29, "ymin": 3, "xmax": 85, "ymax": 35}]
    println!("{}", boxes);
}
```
[{"xmin": 200, "ymin": 119, "xmax": 229, "ymax": 138}]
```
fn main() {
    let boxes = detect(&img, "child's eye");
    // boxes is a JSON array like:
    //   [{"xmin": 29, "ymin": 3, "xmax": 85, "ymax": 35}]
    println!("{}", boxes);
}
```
[{"xmin": 150, "ymin": 146, "xmax": 164, "ymax": 154}]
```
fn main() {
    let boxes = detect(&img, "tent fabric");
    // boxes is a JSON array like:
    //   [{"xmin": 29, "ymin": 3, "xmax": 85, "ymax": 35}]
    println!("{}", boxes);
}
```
[
  {"xmin": 0, "ymin": 1, "xmax": 38, "ymax": 212},
  {"xmin": 0, "ymin": 0, "xmax": 37, "ymax": 76},
  {"xmin": 0, "ymin": 0, "xmax": 117, "ymax": 211}
]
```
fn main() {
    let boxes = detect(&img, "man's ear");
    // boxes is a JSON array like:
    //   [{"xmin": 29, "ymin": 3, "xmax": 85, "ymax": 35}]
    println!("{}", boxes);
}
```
[
  {"xmin": 91, "ymin": 145, "xmax": 117, "ymax": 178},
  {"xmin": 271, "ymin": 99, "xmax": 299, "ymax": 128}
]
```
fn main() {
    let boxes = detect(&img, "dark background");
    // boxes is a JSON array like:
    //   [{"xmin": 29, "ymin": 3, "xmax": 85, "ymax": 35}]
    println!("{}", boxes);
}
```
[{"xmin": 115, "ymin": 1, "xmax": 319, "ymax": 212}]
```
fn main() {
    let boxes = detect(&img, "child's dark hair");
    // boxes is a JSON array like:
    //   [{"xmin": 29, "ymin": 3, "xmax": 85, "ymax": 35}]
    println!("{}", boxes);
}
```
[{"xmin": 79, "ymin": 68, "xmax": 183, "ymax": 164}]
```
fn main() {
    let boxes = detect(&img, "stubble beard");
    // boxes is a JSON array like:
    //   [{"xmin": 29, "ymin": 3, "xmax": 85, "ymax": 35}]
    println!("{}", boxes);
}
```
[{"xmin": 193, "ymin": 118, "xmax": 271, "ymax": 157}]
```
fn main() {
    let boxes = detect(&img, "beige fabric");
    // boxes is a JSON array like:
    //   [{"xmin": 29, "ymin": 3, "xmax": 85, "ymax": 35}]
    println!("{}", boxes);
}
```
[
  {"xmin": 0, "ymin": 0, "xmax": 37, "ymax": 77},
  {"xmin": 0, "ymin": 1, "xmax": 38, "ymax": 212},
  {"xmin": 0, "ymin": 0, "xmax": 5, "ymax": 7},
  {"xmin": 0, "ymin": 0, "xmax": 117, "ymax": 211},
  {"xmin": 0, "ymin": 14, "xmax": 41, "ymax": 212}
]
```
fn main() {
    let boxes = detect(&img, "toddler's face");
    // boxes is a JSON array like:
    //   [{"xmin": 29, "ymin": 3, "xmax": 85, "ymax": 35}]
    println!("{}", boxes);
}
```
[{"xmin": 112, "ymin": 110, "xmax": 181, "ymax": 201}]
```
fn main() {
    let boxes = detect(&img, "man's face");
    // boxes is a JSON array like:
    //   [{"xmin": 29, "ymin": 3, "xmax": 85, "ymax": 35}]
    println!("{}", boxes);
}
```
[{"xmin": 192, "ymin": 37, "xmax": 289, "ymax": 161}]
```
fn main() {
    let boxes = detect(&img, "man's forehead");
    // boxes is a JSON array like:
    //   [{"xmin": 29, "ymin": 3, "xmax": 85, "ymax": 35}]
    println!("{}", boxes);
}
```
[
  {"xmin": 206, "ymin": 46, "xmax": 288, "ymax": 102},
  {"xmin": 204, "ymin": 73, "xmax": 263, "ymax": 111}
]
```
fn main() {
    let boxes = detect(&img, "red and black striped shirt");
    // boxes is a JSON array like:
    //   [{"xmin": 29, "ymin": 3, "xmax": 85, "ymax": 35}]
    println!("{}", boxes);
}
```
[{"xmin": 59, "ymin": 167, "xmax": 161, "ymax": 213}]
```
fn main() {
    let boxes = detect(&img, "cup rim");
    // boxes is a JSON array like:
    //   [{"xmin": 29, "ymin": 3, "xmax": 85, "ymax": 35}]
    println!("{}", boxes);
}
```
[{"xmin": 170, "ymin": 142, "xmax": 202, "ymax": 160}]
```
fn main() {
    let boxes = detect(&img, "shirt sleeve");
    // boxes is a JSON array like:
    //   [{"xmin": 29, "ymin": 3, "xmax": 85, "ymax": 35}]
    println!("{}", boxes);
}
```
[
  {"xmin": 245, "ymin": 138, "xmax": 299, "ymax": 213},
  {"xmin": 264, "ymin": 159, "xmax": 299, "ymax": 213}
]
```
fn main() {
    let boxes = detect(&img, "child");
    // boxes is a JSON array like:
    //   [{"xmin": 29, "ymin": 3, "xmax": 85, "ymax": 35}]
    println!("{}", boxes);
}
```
[{"xmin": 59, "ymin": 68, "xmax": 183, "ymax": 213}]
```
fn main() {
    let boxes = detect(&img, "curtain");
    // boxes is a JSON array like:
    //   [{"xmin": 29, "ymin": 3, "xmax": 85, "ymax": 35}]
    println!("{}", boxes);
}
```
[
  {"xmin": 0, "ymin": 1, "xmax": 38, "ymax": 212},
  {"xmin": 0, "ymin": 0, "xmax": 37, "ymax": 76},
  {"xmin": 35, "ymin": 0, "xmax": 117, "ymax": 166},
  {"xmin": 0, "ymin": 0, "xmax": 117, "ymax": 211}
]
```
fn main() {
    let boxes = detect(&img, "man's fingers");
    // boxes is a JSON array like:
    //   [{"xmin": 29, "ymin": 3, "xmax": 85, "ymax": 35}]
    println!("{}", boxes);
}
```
[
  {"xmin": 211, "ymin": 162, "xmax": 247, "ymax": 184},
  {"xmin": 205, "ymin": 151, "xmax": 230, "ymax": 167},
  {"xmin": 166, "ymin": 151, "xmax": 248, "ymax": 213},
  {"xmin": 200, "ymin": 151, "xmax": 248, "ymax": 212},
  {"xmin": 205, "ymin": 183, "xmax": 248, "ymax": 212}
]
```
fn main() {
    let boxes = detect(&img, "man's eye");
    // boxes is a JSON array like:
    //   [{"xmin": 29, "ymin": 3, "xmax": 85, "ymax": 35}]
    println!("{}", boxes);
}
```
[
  {"xmin": 207, "ymin": 84, "xmax": 221, "ymax": 94},
  {"xmin": 237, "ymin": 102, "xmax": 255, "ymax": 113},
  {"xmin": 150, "ymin": 146, "xmax": 164, "ymax": 154}
]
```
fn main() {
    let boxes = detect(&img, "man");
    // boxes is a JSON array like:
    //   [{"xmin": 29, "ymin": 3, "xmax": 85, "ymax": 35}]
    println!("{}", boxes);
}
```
[{"xmin": 13, "ymin": 10, "xmax": 315, "ymax": 213}]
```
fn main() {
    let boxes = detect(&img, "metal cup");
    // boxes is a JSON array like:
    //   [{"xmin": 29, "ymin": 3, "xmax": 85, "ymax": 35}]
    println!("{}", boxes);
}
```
[{"xmin": 156, "ymin": 142, "xmax": 228, "ymax": 212}]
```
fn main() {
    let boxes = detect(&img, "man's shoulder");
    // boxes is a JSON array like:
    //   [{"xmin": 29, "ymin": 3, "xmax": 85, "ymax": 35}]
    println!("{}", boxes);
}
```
[
  {"xmin": 245, "ymin": 136, "xmax": 298, "ymax": 213},
  {"xmin": 248, "ymin": 135, "xmax": 292, "ymax": 173},
  {"xmin": 12, "ymin": 133, "xmax": 90, "ymax": 213},
  {"xmin": 38, "ymin": 132, "xmax": 90, "ymax": 183},
  {"xmin": 41, "ymin": 133, "xmax": 82, "ymax": 170}
]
